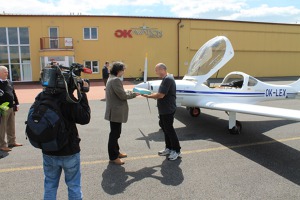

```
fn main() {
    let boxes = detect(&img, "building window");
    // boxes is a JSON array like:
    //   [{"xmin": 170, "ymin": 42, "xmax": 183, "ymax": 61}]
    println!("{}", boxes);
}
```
[
  {"xmin": 84, "ymin": 61, "xmax": 99, "ymax": 73},
  {"xmin": 40, "ymin": 56, "xmax": 74, "ymax": 69},
  {"xmin": 83, "ymin": 27, "xmax": 98, "ymax": 40},
  {"xmin": 0, "ymin": 27, "xmax": 31, "ymax": 81},
  {"xmin": 49, "ymin": 27, "xmax": 59, "ymax": 48}
]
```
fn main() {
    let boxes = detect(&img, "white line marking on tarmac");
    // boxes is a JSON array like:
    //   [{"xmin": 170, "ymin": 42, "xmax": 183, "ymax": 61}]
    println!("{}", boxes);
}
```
[{"xmin": 1, "ymin": 136, "xmax": 300, "ymax": 173}]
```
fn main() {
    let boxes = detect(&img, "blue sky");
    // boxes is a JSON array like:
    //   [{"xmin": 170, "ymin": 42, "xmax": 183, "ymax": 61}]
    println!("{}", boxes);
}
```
[{"xmin": 1, "ymin": 0, "xmax": 300, "ymax": 24}]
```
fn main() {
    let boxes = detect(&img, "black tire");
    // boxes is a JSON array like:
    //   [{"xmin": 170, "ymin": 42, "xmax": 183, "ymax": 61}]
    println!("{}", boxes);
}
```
[
  {"xmin": 189, "ymin": 107, "xmax": 200, "ymax": 117},
  {"xmin": 228, "ymin": 120, "xmax": 242, "ymax": 135}
]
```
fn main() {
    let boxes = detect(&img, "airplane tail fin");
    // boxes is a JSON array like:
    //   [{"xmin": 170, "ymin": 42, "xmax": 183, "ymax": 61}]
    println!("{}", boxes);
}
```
[{"xmin": 288, "ymin": 78, "xmax": 300, "ymax": 92}]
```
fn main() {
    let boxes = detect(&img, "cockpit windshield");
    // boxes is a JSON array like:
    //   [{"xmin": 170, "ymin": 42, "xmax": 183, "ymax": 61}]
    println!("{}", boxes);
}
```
[{"xmin": 187, "ymin": 37, "xmax": 228, "ymax": 76}]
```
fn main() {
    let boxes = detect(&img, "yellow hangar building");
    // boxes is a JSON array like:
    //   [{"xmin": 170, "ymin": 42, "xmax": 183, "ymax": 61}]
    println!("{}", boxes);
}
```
[{"xmin": 0, "ymin": 14, "xmax": 300, "ymax": 82}]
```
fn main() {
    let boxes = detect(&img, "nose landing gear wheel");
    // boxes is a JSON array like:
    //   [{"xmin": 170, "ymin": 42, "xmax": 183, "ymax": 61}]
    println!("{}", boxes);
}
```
[{"xmin": 189, "ymin": 107, "xmax": 200, "ymax": 117}]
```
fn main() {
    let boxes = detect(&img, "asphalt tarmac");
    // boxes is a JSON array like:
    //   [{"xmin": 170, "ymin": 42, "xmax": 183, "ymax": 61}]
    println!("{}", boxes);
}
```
[{"xmin": 1, "ymin": 79, "xmax": 300, "ymax": 200}]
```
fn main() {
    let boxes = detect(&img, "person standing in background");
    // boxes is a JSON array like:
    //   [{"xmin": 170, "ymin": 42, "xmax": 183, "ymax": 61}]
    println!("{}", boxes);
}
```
[
  {"xmin": 0, "ymin": 65, "xmax": 22, "ymax": 152},
  {"xmin": 102, "ymin": 61, "xmax": 110, "ymax": 88},
  {"xmin": 104, "ymin": 62, "xmax": 139, "ymax": 165}
]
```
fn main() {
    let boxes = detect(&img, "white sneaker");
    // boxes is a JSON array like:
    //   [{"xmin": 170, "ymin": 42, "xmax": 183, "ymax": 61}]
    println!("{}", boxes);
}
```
[
  {"xmin": 168, "ymin": 150, "xmax": 182, "ymax": 161},
  {"xmin": 158, "ymin": 148, "xmax": 171, "ymax": 156}
]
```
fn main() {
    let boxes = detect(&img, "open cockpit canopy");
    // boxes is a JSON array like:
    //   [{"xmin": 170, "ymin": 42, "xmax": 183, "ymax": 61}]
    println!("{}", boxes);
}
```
[{"xmin": 185, "ymin": 36, "xmax": 234, "ymax": 84}]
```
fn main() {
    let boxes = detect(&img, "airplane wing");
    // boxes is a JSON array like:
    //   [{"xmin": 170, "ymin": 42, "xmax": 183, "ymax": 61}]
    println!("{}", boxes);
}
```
[{"xmin": 201, "ymin": 102, "xmax": 300, "ymax": 121}]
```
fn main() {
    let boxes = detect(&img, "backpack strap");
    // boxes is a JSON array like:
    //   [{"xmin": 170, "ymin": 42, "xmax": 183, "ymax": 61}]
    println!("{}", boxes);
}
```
[{"xmin": 38, "ymin": 92, "xmax": 68, "ymax": 133}]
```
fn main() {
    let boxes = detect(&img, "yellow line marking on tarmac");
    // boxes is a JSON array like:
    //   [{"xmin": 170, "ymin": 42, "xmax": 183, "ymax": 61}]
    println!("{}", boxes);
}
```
[
  {"xmin": 0, "ymin": 165, "xmax": 43, "ymax": 173},
  {"xmin": 1, "ymin": 136, "xmax": 300, "ymax": 173}
]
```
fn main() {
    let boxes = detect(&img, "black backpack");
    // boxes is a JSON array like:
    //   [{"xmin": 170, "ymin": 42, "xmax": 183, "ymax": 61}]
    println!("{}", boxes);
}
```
[{"xmin": 25, "ymin": 92, "xmax": 69, "ymax": 151}]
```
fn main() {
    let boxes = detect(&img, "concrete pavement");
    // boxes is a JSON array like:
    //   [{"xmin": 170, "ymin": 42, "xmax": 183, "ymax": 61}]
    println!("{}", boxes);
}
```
[{"xmin": 1, "ymin": 79, "xmax": 300, "ymax": 199}]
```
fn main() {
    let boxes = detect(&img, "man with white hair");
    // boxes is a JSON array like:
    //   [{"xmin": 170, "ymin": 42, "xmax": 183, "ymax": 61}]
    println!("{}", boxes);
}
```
[{"xmin": 0, "ymin": 65, "xmax": 22, "ymax": 152}]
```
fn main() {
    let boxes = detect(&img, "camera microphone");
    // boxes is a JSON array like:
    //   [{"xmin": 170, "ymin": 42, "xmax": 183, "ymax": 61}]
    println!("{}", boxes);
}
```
[{"xmin": 83, "ymin": 67, "xmax": 92, "ymax": 74}]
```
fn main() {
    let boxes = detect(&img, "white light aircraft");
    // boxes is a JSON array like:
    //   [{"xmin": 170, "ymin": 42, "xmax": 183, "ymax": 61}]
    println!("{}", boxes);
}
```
[{"xmin": 135, "ymin": 36, "xmax": 300, "ymax": 134}]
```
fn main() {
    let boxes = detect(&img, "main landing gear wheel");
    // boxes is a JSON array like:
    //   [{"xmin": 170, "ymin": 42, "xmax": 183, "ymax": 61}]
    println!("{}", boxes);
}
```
[
  {"xmin": 189, "ymin": 107, "xmax": 201, "ymax": 117},
  {"xmin": 228, "ymin": 120, "xmax": 242, "ymax": 135}
]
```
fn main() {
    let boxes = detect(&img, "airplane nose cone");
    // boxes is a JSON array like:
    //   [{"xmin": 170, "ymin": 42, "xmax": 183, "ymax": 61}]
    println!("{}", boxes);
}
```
[
  {"xmin": 135, "ymin": 82, "xmax": 149, "ymax": 89},
  {"xmin": 133, "ymin": 82, "xmax": 152, "ymax": 94}
]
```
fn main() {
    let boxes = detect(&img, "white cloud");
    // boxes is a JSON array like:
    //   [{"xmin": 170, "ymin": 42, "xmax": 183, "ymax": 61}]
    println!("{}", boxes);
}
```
[
  {"xmin": 1, "ymin": 0, "xmax": 162, "ymax": 14},
  {"xmin": 128, "ymin": 0, "xmax": 161, "ymax": 6},
  {"xmin": 162, "ymin": 0, "xmax": 247, "ymax": 17},
  {"xmin": 1, "ymin": 0, "xmax": 247, "ymax": 15},
  {"xmin": 1, "ymin": 0, "xmax": 300, "ymax": 23},
  {"xmin": 220, "ymin": 4, "xmax": 300, "ymax": 22},
  {"xmin": 0, "ymin": 0, "xmax": 137, "ymax": 14}
]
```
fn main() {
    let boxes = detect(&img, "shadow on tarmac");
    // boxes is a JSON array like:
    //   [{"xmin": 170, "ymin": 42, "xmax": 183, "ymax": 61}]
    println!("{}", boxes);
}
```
[
  {"xmin": 136, "ymin": 107, "xmax": 300, "ymax": 186},
  {"xmin": 101, "ymin": 159, "xmax": 183, "ymax": 195},
  {"xmin": 0, "ymin": 151, "xmax": 9, "ymax": 159}
]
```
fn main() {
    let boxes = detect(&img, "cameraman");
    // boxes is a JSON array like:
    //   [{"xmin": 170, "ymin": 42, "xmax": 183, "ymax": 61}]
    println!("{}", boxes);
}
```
[{"xmin": 35, "ymin": 79, "xmax": 91, "ymax": 200}]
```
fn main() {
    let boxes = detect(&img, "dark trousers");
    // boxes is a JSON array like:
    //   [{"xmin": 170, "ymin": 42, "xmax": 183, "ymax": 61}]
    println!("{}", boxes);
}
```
[
  {"xmin": 159, "ymin": 113, "xmax": 181, "ymax": 152},
  {"xmin": 103, "ymin": 78, "xmax": 108, "ymax": 87},
  {"xmin": 108, "ymin": 121, "xmax": 122, "ymax": 160}
]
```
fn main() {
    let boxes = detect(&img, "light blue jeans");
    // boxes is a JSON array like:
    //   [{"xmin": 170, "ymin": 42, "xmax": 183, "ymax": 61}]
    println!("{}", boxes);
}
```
[{"xmin": 43, "ymin": 153, "xmax": 82, "ymax": 200}]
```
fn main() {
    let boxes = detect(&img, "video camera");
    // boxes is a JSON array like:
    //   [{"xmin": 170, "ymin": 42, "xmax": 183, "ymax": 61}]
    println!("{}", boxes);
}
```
[{"xmin": 41, "ymin": 62, "xmax": 92, "ymax": 103}]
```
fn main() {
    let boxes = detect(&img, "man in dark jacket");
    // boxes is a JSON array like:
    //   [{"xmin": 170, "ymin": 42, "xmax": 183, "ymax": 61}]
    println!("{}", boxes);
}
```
[
  {"xmin": 0, "ymin": 65, "xmax": 22, "ymax": 152},
  {"xmin": 34, "ymin": 81, "xmax": 91, "ymax": 200},
  {"xmin": 102, "ymin": 61, "xmax": 110, "ymax": 87}
]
